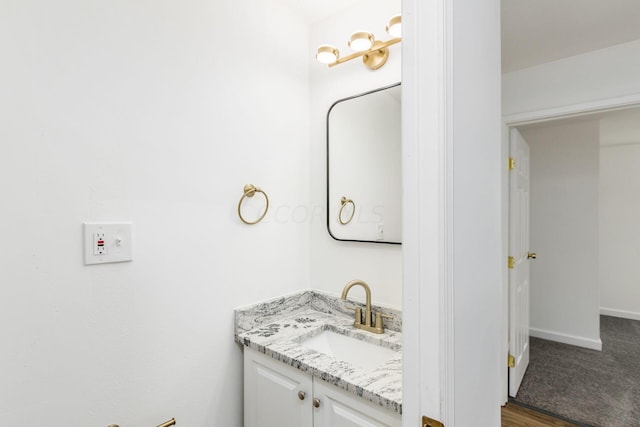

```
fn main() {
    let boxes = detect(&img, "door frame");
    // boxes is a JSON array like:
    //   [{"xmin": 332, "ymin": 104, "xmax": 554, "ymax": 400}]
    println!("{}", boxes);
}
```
[
  {"xmin": 402, "ymin": 0, "xmax": 455, "ymax": 424},
  {"xmin": 500, "ymin": 92, "xmax": 640, "ymax": 404},
  {"xmin": 403, "ymin": 0, "xmax": 503, "ymax": 425}
]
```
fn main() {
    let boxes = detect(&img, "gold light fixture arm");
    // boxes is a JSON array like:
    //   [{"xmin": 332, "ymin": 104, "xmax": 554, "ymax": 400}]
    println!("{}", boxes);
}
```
[
  {"xmin": 328, "ymin": 38, "xmax": 401, "ymax": 70},
  {"xmin": 316, "ymin": 13, "xmax": 401, "ymax": 70},
  {"xmin": 237, "ymin": 184, "xmax": 269, "ymax": 225}
]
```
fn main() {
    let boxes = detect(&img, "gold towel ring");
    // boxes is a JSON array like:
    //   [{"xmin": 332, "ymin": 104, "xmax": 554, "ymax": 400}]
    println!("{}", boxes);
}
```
[
  {"xmin": 238, "ymin": 184, "xmax": 269, "ymax": 225},
  {"xmin": 338, "ymin": 196, "xmax": 355, "ymax": 225}
]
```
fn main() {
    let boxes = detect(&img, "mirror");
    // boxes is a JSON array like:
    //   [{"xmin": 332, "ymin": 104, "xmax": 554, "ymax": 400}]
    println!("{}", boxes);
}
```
[{"xmin": 327, "ymin": 83, "xmax": 401, "ymax": 244}]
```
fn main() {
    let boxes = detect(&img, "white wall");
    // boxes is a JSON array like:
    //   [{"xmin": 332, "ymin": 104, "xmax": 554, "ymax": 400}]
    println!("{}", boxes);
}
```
[
  {"xmin": 309, "ymin": 0, "xmax": 402, "ymax": 308},
  {"xmin": 600, "ymin": 143, "xmax": 640, "ymax": 320},
  {"xmin": 0, "ymin": 1, "xmax": 310, "ymax": 425},
  {"xmin": 521, "ymin": 121, "xmax": 601, "ymax": 349},
  {"xmin": 503, "ymin": 39, "xmax": 640, "ymax": 117}
]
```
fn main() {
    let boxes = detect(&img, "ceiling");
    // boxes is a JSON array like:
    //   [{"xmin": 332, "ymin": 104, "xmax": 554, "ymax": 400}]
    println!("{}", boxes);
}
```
[{"xmin": 501, "ymin": 0, "xmax": 640, "ymax": 72}]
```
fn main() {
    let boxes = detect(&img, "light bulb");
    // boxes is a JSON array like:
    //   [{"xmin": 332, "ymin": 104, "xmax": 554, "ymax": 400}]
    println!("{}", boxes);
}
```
[
  {"xmin": 348, "ymin": 31, "xmax": 374, "ymax": 52},
  {"xmin": 386, "ymin": 14, "xmax": 402, "ymax": 38},
  {"xmin": 316, "ymin": 45, "xmax": 339, "ymax": 64}
]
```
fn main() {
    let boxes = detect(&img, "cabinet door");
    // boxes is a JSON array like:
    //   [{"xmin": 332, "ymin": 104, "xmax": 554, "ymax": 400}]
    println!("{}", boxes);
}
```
[
  {"xmin": 313, "ymin": 379, "xmax": 402, "ymax": 427},
  {"xmin": 244, "ymin": 348, "xmax": 313, "ymax": 427}
]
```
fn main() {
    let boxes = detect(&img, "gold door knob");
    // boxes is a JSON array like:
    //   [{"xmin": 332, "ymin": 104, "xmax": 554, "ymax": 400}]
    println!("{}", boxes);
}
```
[{"xmin": 527, "ymin": 252, "xmax": 537, "ymax": 259}]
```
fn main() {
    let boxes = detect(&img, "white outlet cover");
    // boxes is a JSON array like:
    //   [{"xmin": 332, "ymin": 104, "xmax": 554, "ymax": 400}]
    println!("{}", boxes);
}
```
[{"xmin": 83, "ymin": 222, "xmax": 133, "ymax": 265}]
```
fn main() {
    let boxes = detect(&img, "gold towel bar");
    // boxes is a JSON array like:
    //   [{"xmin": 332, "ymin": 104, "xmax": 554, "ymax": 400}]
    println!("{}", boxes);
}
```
[
  {"xmin": 238, "ymin": 184, "xmax": 269, "ymax": 225},
  {"xmin": 107, "ymin": 417, "xmax": 175, "ymax": 427},
  {"xmin": 157, "ymin": 418, "xmax": 176, "ymax": 427}
]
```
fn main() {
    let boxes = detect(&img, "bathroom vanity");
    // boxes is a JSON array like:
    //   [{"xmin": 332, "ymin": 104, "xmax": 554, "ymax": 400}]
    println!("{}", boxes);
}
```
[{"xmin": 234, "ymin": 290, "xmax": 402, "ymax": 427}]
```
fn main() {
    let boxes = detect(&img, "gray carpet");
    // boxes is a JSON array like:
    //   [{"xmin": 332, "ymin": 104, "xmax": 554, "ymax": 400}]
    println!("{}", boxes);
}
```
[{"xmin": 513, "ymin": 316, "xmax": 640, "ymax": 427}]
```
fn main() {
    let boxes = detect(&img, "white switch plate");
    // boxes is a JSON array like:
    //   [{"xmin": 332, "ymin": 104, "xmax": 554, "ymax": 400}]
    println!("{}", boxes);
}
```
[{"xmin": 83, "ymin": 222, "xmax": 133, "ymax": 265}]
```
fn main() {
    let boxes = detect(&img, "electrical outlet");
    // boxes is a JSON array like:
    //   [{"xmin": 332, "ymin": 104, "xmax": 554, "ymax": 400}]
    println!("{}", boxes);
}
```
[
  {"xmin": 83, "ymin": 223, "xmax": 133, "ymax": 265},
  {"xmin": 376, "ymin": 223, "xmax": 385, "ymax": 241},
  {"xmin": 93, "ymin": 232, "xmax": 107, "ymax": 255}
]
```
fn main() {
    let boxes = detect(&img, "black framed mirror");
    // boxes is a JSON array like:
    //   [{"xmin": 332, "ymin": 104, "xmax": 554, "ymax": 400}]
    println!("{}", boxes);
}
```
[{"xmin": 326, "ymin": 83, "xmax": 401, "ymax": 244}]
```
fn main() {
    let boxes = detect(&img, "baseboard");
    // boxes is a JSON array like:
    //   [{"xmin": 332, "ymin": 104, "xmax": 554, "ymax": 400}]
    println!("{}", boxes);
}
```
[
  {"xmin": 529, "ymin": 327, "xmax": 602, "ymax": 351},
  {"xmin": 600, "ymin": 307, "xmax": 640, "ymax": 321}
]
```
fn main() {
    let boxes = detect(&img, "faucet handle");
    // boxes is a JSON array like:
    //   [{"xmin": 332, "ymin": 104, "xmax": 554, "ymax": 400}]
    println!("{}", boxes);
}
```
[
  {"xmin": 346, "ymin": 306, "xmax": 362, "ymax": 325},
  {"xmin": 374, "ymin": 312, "xmax": 393, "ymax": 330}
]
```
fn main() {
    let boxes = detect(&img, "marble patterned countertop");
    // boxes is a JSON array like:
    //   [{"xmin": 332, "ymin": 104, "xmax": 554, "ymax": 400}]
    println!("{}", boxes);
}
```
[{"xmin": 234, "ymin": 290, "xmax": 403, "ymax": 414}]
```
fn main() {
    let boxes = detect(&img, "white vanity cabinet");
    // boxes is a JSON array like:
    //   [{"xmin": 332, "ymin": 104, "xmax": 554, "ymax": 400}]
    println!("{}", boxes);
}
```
[
  {"xmin": 244, "ymin": 347, "xmax": 401, "ymax": 427},
  {"xmin": 244, "ymin": 347, "xmax": 312, "ymax": 427}
]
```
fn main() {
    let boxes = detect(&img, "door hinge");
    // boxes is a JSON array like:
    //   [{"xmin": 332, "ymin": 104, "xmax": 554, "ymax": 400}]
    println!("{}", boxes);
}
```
[
  {"xmin": 508, "ymin": 256, "xmax": 515, "ymax": 269},
  {"xmin": 509, "ymin": 157, "xmax": 516, "ymax": 170},
  {"xmin": 422, "ymin": 415, "xmax": 444, "ymax": 427},
  {"xmin": 508, "ymin": 354, "xmax": 516, "ymax": 368}
]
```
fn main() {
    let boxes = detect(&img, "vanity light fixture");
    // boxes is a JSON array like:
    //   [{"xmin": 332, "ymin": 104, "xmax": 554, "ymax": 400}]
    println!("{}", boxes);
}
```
[{"xmin": 315, "ymin": 14, "xmax": 401, "ymax": 70}]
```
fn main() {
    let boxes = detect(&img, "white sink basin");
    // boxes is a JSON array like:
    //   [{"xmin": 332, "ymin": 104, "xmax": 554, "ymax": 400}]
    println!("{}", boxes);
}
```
[{"xmin": 300, "ymin": 330, "xmax": 397, "ymax": 370}]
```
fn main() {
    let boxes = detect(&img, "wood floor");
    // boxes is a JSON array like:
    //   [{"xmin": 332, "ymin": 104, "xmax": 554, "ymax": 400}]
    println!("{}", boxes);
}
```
[{"xmin": 502, "ymin": 403, "xmax": 580, "ymax": 427}]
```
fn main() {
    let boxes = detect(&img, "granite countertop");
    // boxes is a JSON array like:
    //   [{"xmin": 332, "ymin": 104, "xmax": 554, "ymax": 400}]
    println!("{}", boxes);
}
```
[{"xmin": 234, "ymin": 290, "xmax": 403, "ymax": 414}]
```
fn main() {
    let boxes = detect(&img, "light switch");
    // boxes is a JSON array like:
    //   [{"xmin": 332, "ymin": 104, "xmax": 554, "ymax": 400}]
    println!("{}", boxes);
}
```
[
  {"xmin": 83, "ymin": 222, "xmax": 133, "ymax": 265},
  {"xmin": 376, "ymin": 222, "xmax": 384, "ymax": 241}
]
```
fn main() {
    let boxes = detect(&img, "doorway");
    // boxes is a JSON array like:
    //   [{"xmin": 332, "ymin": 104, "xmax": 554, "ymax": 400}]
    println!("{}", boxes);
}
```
[{"xmin": 504, "ymin": 103, "xmax": 640, "ymax": 425}]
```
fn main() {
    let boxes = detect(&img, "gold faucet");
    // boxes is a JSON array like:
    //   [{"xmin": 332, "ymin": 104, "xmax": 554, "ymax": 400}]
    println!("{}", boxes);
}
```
[{"xmin": 341, "ymin": 279, "xmax": 392, "ymax": 334}]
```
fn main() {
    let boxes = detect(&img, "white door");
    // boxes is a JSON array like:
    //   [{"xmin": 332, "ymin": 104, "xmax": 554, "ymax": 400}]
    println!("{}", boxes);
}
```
[{"xmin": 508, "ymin": 128, "xmax": 532, "ymax": 397}]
